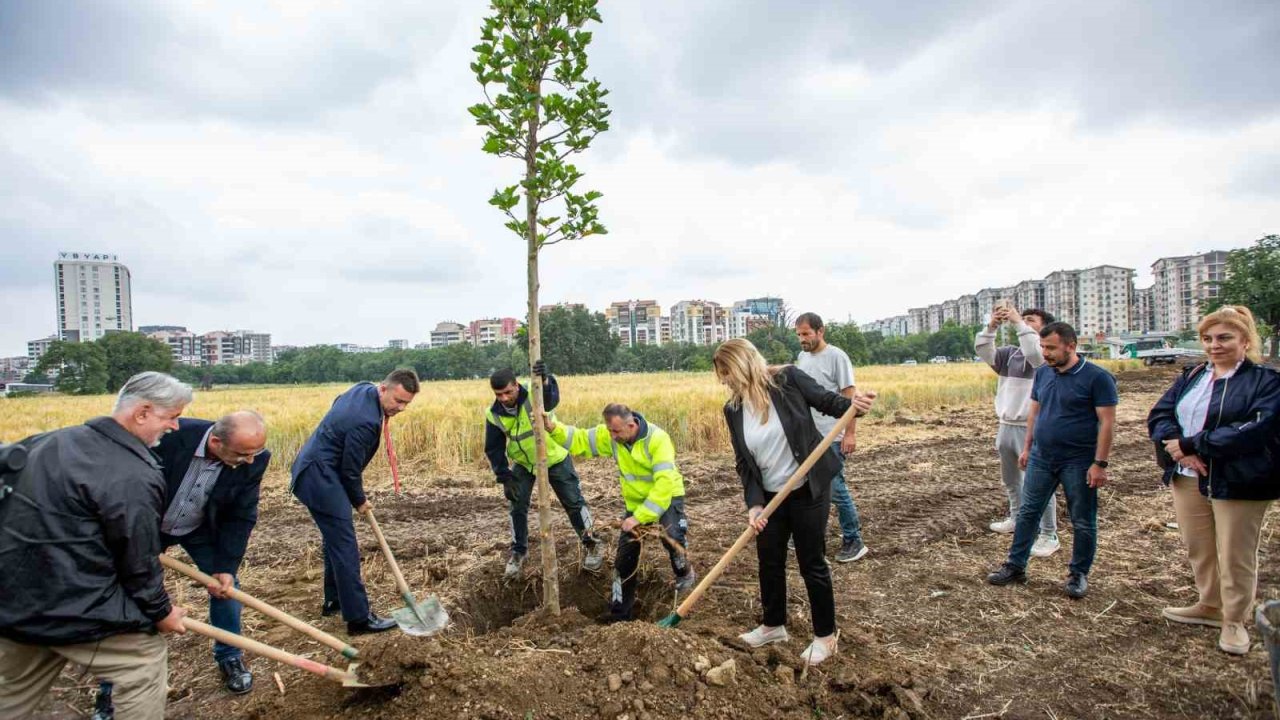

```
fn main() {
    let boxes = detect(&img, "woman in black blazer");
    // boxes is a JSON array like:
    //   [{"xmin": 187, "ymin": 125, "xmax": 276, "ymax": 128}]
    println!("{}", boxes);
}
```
[
  {"xmin": 713, "ymin": 338, "xmax": 873, "ymax": 666},
  {"xmin": 1147, "ymin": 305, "xmax": 1280, "ymax": 655}
]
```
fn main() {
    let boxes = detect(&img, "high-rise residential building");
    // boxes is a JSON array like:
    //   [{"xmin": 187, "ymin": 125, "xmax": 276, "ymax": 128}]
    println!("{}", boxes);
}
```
[
  {"xmin": 606, "ymin": 300, "xmax": 667, "ymax": 347},
  {"xmin": 144, "ymin": 327, "xmax": 204, "ymax": 367},
  {"xmin": 1131, "ymin": 286, "xmax": 1155, "ymax": 334},
  {"xmin": 861, "ymin": 315, "xmax": 910, "ymax": 337},
  {"xmin": 670, "ymin": 300, "xmax": 727, "ymax": 346},
  {"xmin": 1043, "ymin": 270, "xmax": 1082, "ymax": 329},
  {"xmin": 27, "ymin": 336, "xmax": 57, "ymax": 363},
  {"xmin": 201, "ymin": 330, "xmax": 272, "ymax": 365},
  {"xmin": 1075, "ymin": 265, "xmax": 1135, "ymax": 337},
  {"xmin": 388, "ymin": 339, "xmax": 409, "ymax": 350},
  {"xmin": 907, "ymin": 307, "xmax": 927, "ymax": 335},
  {"xmin": 0, "ymin": 356, "xmax": 31, "ymax": 383},
  {"xmin": 925, "ymin": 304, "xmax": 943, "ymax": 333},
  {"xmin": 941, "ymin": 298, "xmax": 960, "ymax": 326},
  {"xmin": 956, "ymin": 295, "xmax": 979, "ymax": 327},
  {"xmin": 975, "ymin": 288, "xmax": 1006, "ymax": 325},
  {"xmin": 468, "ymin": 318, "xmax": 519, "ymax": 346},
  {"xmin": 1150, "ymin": 251, "xmax": 1229, "ymax": 332},
  {"xmin": 54, "ymin": 252, "xmax": 132, "ymax": 343},
  {"xmin": 727, "ymin": 297, "xmax": 784, "ymax": 339},
  {"xmin": 1013, "ymin": 279, "xmax": 1046, "ymax": 313},
  {"xmin": 429, "ymin": 321, "xmax": 467, "ymax": 348}
]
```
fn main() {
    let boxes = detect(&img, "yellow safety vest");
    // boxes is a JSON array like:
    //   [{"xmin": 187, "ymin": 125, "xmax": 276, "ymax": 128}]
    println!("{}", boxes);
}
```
[
  {"xmin": 486, "ymin": 399, "xmax": 568, "ymax": 472},
  {"xmin": 551, "ymin": 420, "xmax": 685, "ymax": 524}
]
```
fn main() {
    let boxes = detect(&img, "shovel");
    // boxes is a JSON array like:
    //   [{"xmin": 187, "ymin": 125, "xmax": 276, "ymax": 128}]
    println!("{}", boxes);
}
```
[
  {"xmin": 658, "ymin": 399, "xmax": 866, "ymax": 629},
  {"xmin": 363, "ymin": 507, "xmax": 449, "ymax": 636},
  {"xmin": 180, "ymin": 617, "xmax": 380, "ymax": 688},
  {"xmin": 160, "ymin": 554, "xmax": 359, "ymax": 660}
]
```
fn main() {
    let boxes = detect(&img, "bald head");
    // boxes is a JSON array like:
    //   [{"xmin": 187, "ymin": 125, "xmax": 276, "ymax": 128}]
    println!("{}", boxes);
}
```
[{"xmin": 208, "ymin": 411, "xmax": 267, "ymax": 467}]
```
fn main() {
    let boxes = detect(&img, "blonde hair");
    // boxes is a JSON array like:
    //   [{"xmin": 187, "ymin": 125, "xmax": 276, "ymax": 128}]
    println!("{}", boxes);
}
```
[
  {"xmin": 713, "ymin": 339, "xmax": 779, "ymax": 423},
  {"xmin": 1198, "ymin": 305, "xmax": 1263, "ymax": 364}
]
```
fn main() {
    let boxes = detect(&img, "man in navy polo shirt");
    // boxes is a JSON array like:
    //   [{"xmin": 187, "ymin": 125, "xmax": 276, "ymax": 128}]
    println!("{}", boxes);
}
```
[{"xmin": 986, "ymin": 321, "xmax": 1117, "ymax": 598}]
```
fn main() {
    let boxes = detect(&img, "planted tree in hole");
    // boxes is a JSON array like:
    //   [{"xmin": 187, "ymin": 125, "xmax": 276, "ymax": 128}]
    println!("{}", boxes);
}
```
[{"xmin": 469, "ymin": 0, "xmax": 610, "ymax": 613}]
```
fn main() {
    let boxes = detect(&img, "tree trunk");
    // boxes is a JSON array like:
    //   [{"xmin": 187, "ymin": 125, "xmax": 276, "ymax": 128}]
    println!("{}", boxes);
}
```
[
  {"xmin": 1271, "ymin": 323, "xmax": 1279, "ymax": 362},
  {"xmin": 525, "ymin": 87, "xmax": 560, "ymax": 615}
]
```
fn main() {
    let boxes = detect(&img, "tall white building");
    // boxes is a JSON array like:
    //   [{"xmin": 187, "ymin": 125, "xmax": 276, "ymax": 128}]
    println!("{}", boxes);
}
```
[
  {"xmin": 1076, "ymin": 265, "xmax": 1134, "ymax": 337},
  {"xmin": 54, "ymin": 252, "xmax": 133, "ymax": 342},
  {"xmin": 1151, "ymin": 251, "xmax": 1229, "ymax": 332},
  {"xmin": 605, "ymin": 300, "xmax": 667, "ymax": 346}
]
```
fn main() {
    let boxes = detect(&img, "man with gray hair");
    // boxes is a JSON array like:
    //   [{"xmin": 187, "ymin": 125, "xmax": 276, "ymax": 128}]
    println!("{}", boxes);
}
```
[
  {"xmin": 0, "ymin": 372, "xmax": 191, "ymax": 720},
  {"xmin": 94, "ymin": 411, "xmax": 270, "ymax": 716}
]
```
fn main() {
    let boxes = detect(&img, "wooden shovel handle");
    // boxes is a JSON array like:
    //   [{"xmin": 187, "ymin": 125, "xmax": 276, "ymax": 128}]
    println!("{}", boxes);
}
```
[
  {"xmin": 362, "ymin": 508, "xmax": 414, "ymax": 600},
  {"xmin": 181, "ymin": 617, "xmax": 356, "ymax": 685},
  {"xmin": 674, "ymin": 403, "xmax": 859, "ymax": 619},
  {"xmin": 159, "ymin": 554, "xmax": 359, "ymax": 659}
]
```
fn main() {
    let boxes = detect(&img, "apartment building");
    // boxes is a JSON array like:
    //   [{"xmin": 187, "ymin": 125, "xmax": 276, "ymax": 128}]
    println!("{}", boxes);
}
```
[
  {"xmin": 605, "ymin": 300, "xmax": 668, "ymax": 347},
  {"xmin": 202, "ymin": 330, "xmax": 273, "ymax": 366},
  {"xmin": 1013, "ymin": 279, "xmax": 1046, "ymax": 313},
  {"xmin": 1131, "ymin": 286, "xmax": 1155, "ymax": 334},
  {"xmin": 1043, "ymin": 270, "xmax": 1082, "ymax": 329},
  {"xmin": 1075, "ymin": 265, "xmax": 1135, "ymax": 337},
  {"xmin": 468, "ymin": 318, "xmax": 519, "ymax": 346},
  {"xmin": 54, "ymin": 252, "xmax": 133, "ymax": 343},
  {"xmin": 27, "ymin": 336, "xmax": 57, "ymax": 363},
  {"xmin": 907, "ymin": 308, "xmax": 927, "ymax": 335},
  {"xmin": 144, "ymin": 327, "xmax": 204, "ymax": 367},
  {"xmin": 430, "ymin": 321, "xmax": 467, "ymax": 348},
  {"xmin": 956, "ymin": 295, "xmax": 979, "ymax": 327},
  {"xmin": 727, "ymin": 297, "xmax": 783, "ymax": 339},
  {"xmin": 388, "ymin": 339, "xmax": 409, "ymax": 350},
  {"xmin": 670, "ymin": 300, "xmax": 728, "ymax": 346},
  {"xmin": 1151, "ymin": 251, "xmax": 1229, "ymax": 332}
]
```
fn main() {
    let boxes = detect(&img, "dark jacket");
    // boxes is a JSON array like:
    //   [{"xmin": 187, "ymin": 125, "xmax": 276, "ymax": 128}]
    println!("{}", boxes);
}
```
[
  {"xmin": 484, "ymin": 375, "xmax": 560, "ymax": 482},
  {"xmin": 0, "ymin": 417, "xmax": 172, "ymax": 645},
  {"xmin": 725, "ymin": 365, "xmax": 854, "ymax": 510},
  {"xmin": 1147, "ymin": 359, "xmax": 1280, "ymax": 500},
  {"xmin": 291, "ymin": 382, "xmax": 382, "ymax": 517},
  {"xmin": 157, "ymin": 418, "xmax": 271, "ymax": 574}
]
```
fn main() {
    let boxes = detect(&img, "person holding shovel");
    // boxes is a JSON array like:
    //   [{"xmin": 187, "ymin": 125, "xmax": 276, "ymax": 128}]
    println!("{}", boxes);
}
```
[
  {"xmin": 0, "ymin": 372, "xmax": 191, "ymax": 720},
  {"xmin": 93, "ymin": 411, "xmax": 270, "ymax": 718},
  {"xmin": 292, "ymin": 369, "xmax": 419, "ymax": 635},
  {"xmin": 714, "ymin": 339, "xmax": 873, "ymax": 666},
  {"xmin": 543, "ymin": 403, "xmax": 695, "ymax": 622},
  {"xmin": 485, "ymin": 360, "xmax": 603, "ymax": 579}
]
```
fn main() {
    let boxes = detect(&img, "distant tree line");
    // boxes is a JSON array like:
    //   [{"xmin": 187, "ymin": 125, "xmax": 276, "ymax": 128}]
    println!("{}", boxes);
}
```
[{"xmin": 24, "ymin": 307, "xmax": 993, "ymax": 394}]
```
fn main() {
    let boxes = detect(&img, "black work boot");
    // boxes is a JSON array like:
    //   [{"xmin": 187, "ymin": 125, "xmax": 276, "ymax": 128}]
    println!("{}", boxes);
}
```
[
  {"xmin": 218, "ymin": 656, "xmax": 254, "ymax": 695},
  {"xmin": 1064, "ymin": 572, "xmax": 1089, "ymax": 599},
  {"xmin": 320, "ymin": 599, "xmax": 342, "ymax": 617},
  {"xmin": 91, "ymin": 681, "xmax": 114, "ymax": 720},
  {"xmin": 986, "ymin": 562, "xmax": 1028, "ymax": 586}
]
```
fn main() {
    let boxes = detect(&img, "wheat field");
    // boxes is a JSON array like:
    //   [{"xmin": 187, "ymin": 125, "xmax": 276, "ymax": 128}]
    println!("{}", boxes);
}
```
[{"xmin": 0, "ymin": 361, "xmax": 1141, "ymax": 485}]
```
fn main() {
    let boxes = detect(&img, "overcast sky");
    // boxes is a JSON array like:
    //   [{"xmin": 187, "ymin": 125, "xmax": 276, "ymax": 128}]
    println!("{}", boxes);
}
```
[{"xmin": 2, "ymin": 0, "xmax": 1278, "ymax": 353}]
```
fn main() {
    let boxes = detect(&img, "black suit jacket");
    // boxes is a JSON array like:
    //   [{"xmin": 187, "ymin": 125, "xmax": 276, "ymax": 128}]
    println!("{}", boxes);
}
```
[
  {"xmin": 724, "ymin": 365, "xmax": 853, "ymax": 510},
  {"xmin": 156, "ymin": 418, "xmax": 271, "ymax": 574}
]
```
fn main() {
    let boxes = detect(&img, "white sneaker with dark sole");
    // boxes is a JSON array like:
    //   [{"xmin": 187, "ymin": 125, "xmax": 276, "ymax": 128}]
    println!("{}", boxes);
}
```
[{"xmin": 739, "ymin": 625, "xmax": 789, "ymax": 648}]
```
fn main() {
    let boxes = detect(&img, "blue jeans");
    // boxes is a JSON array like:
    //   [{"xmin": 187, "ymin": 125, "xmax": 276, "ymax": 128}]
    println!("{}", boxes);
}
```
[
  {"xmin": 829, "ymin": 444, "xmax": 863, "ymax": 545},
  {"xmin": 179, "ymin": 540, "xmax": 244, "ymax": 662},
  {"xmin": 1007, "ymin": 456, "xmax": 1097, "ymax": 575}
]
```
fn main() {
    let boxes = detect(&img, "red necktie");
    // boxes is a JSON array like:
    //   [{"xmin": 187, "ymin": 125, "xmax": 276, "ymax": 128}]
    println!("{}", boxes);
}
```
[{"xmin": 384, "ymin": 417, "xmax": 402, "ymax": 495}]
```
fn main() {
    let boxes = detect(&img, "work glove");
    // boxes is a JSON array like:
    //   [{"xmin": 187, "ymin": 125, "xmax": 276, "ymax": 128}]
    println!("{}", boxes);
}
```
[
  {"xmin": 495, "ymin": 470, "xmax": 515, "ymax": 485},
  {"xmin": 532, "ymin": 359, "xmax": 548, "ymax": 379}
]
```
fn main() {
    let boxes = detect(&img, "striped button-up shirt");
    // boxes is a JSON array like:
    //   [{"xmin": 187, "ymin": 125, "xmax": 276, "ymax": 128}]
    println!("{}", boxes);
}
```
[{"xmin": 160, "ymin": 426, "xmax": 223, "ymax": 536}]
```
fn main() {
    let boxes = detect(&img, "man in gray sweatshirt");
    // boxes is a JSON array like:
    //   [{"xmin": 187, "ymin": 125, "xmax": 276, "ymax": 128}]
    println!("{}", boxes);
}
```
[{"xmin": 975, "ymin": 304, "xmax": 1059, "ymax": 558}]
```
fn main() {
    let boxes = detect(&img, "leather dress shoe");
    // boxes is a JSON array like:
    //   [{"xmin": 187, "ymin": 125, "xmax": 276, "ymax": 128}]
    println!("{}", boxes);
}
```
[
  {"xmin": 347, "ymin": 613, "xmax": 397, "ymax": 635},
  {"xmin": 218, "ymin": 656, "xmax": 254, "ymax": 695},
  {"xmin": 321, "ymin": 599, "xmax": 342, "ymax": 617}
]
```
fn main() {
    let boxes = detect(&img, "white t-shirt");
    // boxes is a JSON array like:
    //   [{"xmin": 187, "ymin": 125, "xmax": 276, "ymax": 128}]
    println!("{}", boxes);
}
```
[
  {"xmin": 743, "ymin": 398, "xmax": 799, "ymax": 492},
  {"xmin": 796, "ymin": 344, "xmax": 855, "ymax": 440},
  {"xmin": 1174, "ymin": 362, "xmax": 1241, "ymax": 478}
]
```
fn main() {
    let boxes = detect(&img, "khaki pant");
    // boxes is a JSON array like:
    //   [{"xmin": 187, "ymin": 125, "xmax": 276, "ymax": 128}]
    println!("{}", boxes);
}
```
[
  {"xmin": 1171, "ymin": 477, "xmax": 1273, "ymax": 623},
  {"xmin": 0, "ymin": 632, "xmax": 167, "ymax": 720}
]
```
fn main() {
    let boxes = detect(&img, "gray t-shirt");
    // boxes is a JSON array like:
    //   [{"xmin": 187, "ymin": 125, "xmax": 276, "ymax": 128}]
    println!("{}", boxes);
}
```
[{"xmin": 796, "ymin": 344, "xmax": 855, "ymax": 440}]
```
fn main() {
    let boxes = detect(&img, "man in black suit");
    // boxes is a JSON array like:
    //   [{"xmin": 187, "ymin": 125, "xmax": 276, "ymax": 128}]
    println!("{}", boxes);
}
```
[{"xmin": 94, "ymin": 411, "xmax": 268, "ymax": 718}]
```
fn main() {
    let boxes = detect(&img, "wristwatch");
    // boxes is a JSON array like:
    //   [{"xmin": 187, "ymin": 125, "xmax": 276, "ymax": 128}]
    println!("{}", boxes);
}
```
[{"xmin": 1093, "ymin": 459, "xmax": 1109, "ymax": 469}]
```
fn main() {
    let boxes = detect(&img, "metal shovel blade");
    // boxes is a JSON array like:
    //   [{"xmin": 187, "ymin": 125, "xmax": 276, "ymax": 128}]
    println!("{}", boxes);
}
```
[
  {"xmin": 342, "ymin": 663, "xmax": 371, "ymax": 688},
  {"xmin": 391, "ymin": 594, "xmax": 449, "ymax": 637}
]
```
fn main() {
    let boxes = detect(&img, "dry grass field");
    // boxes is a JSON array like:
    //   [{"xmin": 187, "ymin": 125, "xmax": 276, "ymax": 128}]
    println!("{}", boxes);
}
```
[{"xmin": 0, "ymin": 361, "xmax": 1141, "ymax": 488}]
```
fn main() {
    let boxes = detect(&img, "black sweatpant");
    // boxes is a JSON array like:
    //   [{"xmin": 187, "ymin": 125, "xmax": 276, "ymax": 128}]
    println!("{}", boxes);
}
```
[
  {"xmin": 756, "ymin": 482, "xmax": 835, "ymax": 637},
  {"xmin": 609, "ymin": 497, "xmax": 690, "ymax": 620}
]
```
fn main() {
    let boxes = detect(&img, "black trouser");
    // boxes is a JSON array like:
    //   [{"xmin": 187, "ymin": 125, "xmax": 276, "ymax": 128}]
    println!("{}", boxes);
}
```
[
  {"xmin": 503, "ymin": 456, "xmax": 598, "ymax": 555},
  {"xmin": 609, "ymin": 497, "xmax": 690, "ymax": 620},
  {"xmin": 756, "ymin": 482, "xmax": 835, "ymax": 637},
  {"xmin": 307, "ymin": 508, "xmax": 370, "ymax": 623}
]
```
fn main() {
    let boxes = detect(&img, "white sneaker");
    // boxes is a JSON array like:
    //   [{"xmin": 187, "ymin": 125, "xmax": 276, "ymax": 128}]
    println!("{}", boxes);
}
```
[
  {"xmin": 800, "ymin": 635, "xmax": 838, "ymax": 666},
  {"xmin": 739, "ymin": 625, "xmax": 789, "ymax": 648},
  {"xmin": 989, "ymin": 517, "xmax": 1015, "ymax": 534},
  {"xmin": 1030, "ymin": 534, "xmax": 1060, "ymax": 558}
]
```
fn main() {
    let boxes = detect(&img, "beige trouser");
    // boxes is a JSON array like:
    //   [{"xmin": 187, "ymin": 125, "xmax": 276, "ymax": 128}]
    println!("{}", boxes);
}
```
[
  {"xmin": 0, "ymin": 632, "xmax": 167, "ymax": 720},
  {"xmin": 1171, "ymin": 476, "xmax": 1273, "ymax": 623}
]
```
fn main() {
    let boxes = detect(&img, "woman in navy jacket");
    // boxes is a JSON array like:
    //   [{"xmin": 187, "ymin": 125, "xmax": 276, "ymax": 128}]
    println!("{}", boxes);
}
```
[
  {"xmin": 1147, "ymin": 306, "xmax": 1280, "ymax": 656},
  {"xmin": 714, "ymin": 339, "xmax": 873, "ymax": 667}
]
